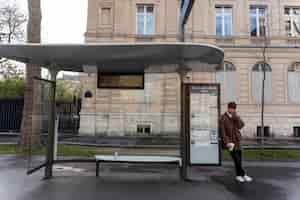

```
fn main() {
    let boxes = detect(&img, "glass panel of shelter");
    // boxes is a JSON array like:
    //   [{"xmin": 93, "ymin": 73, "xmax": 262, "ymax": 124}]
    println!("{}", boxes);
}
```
[{"xmin": 61, "ymin": 72, "xmax": 181, "ymax": 161}]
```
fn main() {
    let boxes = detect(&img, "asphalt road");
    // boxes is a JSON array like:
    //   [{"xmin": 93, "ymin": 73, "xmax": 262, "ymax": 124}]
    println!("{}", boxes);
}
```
[{"xmin": 1, "ymin": 156, "xmax": 300, "ymax": 200}]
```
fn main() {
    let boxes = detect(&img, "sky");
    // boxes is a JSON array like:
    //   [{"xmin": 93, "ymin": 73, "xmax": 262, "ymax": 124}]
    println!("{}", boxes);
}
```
[
  {"xmin": 2, "ymin": 0, "xmax": 88, "ymax": 77},
  {"xmin": 16, "ymin": 0, "xmax": 88, "ymax": 43}
]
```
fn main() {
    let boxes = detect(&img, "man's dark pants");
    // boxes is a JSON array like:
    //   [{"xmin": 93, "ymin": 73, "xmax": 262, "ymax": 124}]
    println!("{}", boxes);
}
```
[{"xmin": 230, "ymin": 149, "xmax": 245, "ymax": 176}]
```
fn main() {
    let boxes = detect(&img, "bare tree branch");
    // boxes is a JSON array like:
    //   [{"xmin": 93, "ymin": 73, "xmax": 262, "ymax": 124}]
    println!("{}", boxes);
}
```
[
  {"xmin": 0, "ymin": 1, "xmax": 27, "ymax": 79},
  {"xmin": 0, "ymin": 2, "xmax": 27, "ymax": 43}
]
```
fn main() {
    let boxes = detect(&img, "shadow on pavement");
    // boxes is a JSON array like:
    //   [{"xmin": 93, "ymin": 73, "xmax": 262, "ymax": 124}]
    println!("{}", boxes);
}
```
[
  {"xmin": 211, "ymin": 165, "xmax": 300, "ymax": 200},
  {"xmin": 212, "ymin": 175, "xmax": 286, "ymax": 200}
]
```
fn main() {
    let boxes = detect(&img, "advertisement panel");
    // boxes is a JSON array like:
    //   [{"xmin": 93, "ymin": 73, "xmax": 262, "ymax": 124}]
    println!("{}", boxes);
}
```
[{"xmin": 187, "ymin": 84, "xmax": 221, "ymax": 165}]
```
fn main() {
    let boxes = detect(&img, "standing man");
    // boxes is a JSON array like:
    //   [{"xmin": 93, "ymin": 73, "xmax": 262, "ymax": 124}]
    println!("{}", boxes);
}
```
[{"xmin": 220, "ymin": 102, "xmax": 253, "ymax": 182}]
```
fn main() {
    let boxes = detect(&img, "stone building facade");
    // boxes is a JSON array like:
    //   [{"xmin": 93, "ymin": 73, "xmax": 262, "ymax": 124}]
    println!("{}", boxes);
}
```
[{"xmin": 79, "ymin": 0, "xmax": 300, "ymax": 138}]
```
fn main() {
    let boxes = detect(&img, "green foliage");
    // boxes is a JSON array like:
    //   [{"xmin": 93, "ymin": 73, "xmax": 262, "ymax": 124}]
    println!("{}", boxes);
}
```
[
  {"xmin": 222, "ymin": 149, "xmax": 300, "ymax": 160},
  {"xmin": 56, "ymin": 80, "xmax": 82, "ymax": 102},
  {"xmin": 0, "ymin": 78, "xmax": 25, "ymax": 97},
  {"xmin": 0, "ymin": 78, "xmax": 82, "ymax": 100},
  {"xmin": 57, "ymin": 145, "xmax": 98, "ymax": 157},
  {"xmin": 2, "ymin": 144, "xmax": 300, "ymax": 160},
  {"xmin": 0, "ymin": 144, "xmax": 18, "ymax": 155},
  {"xmin": 0, "ymin": 144, "xmax": 99, "ymax": 157}
]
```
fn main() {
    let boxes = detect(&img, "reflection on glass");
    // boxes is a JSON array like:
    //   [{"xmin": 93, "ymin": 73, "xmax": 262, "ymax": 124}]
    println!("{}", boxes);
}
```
[
  {"xmin": 137, "ymin": 14, "xmax": 144, "ymax": 34},
  {"xmin": 250, "ymin": 7, "xmax": 267, "ymax": 37},
  {"xmin": 136, "ymin": 5, "xmax": 154, "ymax": 35},
  {"xmin": 215, "ymin": 6, "xmax": 232, "ymax": 37},
  {"xmin": 146, "ymin": 15, "xmax": 154, "ymax": 35},
  {"xmin": 224, "ymin": 14, "xmax": 232, "ymax": 36},
  {"xmin": 216, "ymin": 15, "xmax": 222, "ymax": 36}
]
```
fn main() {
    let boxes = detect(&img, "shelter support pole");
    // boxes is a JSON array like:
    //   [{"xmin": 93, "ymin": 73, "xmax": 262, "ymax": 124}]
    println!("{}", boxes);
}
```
[
  {"xmin": 179, "ymin": 70, "xmax": 187, "ymax": 180},
  {"xmin": 178, "ymin": 66, "xmax": 190, "ymax": 181},
  {"xmin": 53, "ymin": 115, "xmax": 59, "ymax": 160},
  {"xmin": 44, "ymin": 69, "xmax": 58, "ymax": 179},
  {"xmin": 178, "ymin": 19, "xmax": 189, "ymax": 180}
]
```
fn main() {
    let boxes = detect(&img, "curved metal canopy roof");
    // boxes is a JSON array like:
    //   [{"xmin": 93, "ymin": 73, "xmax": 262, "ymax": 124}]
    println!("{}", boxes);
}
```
[{"xmin": 0, "ymin": 42, "xmax": 224, "ymax": 73}]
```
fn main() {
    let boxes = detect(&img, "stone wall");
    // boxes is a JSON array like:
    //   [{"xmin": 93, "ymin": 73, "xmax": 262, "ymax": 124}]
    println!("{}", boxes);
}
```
[
  {"xmin": 79, "ymin": 71, "xmax": 181, "ymax": 136},
  {"xmin": 80, "ymin": 0, "xmax": 300, "ymax": 137}
]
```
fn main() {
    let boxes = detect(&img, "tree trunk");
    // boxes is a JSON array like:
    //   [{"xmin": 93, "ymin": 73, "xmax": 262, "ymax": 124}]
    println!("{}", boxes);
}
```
[{"xmin": 20, "ymin": 0, "xmax": 42, "ymax": 148}]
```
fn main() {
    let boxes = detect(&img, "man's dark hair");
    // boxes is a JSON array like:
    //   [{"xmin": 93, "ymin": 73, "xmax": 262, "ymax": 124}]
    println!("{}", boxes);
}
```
[{"xmin": 228, "ymin": 102, "xmax": 237, "ymax": 109}]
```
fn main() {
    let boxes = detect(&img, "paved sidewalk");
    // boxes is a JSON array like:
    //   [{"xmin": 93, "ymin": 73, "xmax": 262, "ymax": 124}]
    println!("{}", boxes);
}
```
[{"xmin": 1, "ymin": 156, "xmax": 300, "ymax": 200}]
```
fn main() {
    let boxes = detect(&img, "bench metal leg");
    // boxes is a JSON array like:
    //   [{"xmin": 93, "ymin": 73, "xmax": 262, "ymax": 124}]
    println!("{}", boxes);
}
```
[
  {"xmin": 96, "ymin": 162, "xmax": 100, "ymax": 177},
  {"xmin": 179, "ymin": 166, "xmax": 182, "ymax": 180}
]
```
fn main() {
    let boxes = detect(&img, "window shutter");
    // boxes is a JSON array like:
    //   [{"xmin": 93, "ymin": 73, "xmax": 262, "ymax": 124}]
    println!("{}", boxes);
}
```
[
  {"xmin": 226, "ymin": 71, "xmax": 236, "ymax": 102},
  {"xmin": 216, "ymin": 62, "xmax": 236, "ymax": 103},
  {"xmin": 252, "ymin": 63, "xmax": 272, "ymax": 103},
  {"xmin": 293, "ymin": 16, "xmax": 300, "ymax": 34},
  {"xmin": 288, "ymin": 71, "xmax": 300, "ymax": 103}
]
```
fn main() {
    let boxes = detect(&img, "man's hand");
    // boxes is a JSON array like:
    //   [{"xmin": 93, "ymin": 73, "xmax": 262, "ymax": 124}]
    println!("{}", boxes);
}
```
[
  {"xmin": 232, "ymin": 113, "xmax": 245, "ymax": 130},
  {"xmin": 226, "ymin": 143, "xmax": 235, "ymax": 151},
  {"xmin": 231, "ymin": 112, "xmax": 239, "ymax": 120}
]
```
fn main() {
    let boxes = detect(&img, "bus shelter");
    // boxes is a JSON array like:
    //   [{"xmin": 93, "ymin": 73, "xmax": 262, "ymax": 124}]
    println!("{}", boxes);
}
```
[{"xmin": 0, "ymin": 42, "xmax": 224, "ymax": 180}]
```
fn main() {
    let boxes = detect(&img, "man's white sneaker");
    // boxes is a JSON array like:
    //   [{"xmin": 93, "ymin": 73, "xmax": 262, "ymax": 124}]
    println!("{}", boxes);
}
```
[
  {"xmin": 243, "ymin": 175, "xmax": 253, "ymax": 182},
  {"xmin": 235, "ymin": 176, "xmax": 245, "ymax": 182}
]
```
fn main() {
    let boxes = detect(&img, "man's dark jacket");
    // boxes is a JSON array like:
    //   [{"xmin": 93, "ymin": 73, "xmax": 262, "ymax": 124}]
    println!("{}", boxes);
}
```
[{"xmin": 220, "ymin": 113, "xmax": 245, "ymax": 150}]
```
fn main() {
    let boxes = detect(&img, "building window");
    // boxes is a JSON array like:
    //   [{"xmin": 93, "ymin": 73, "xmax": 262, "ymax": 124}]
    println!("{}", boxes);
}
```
[
  {"xmin": 257, "ymin": 126, "xmax": 271, "ymax": 137},
  {"xmin": 216, "ymin": 6, "xmax": 233, "ymax": 37},
  {"xmin": 288, "ymin": 63, "xmax": 300, "ymax": 103},
  {"xmin": 216, "ymin": 62, "xmax": 236, "ymax": 103},
  {"xmin": 285, "ymin": 7, "xmax": 300, "ymax": 37},
  {"xmin": 251, "ymin": 63, "xmax": 272, "ymax": 103},
  {"xmin": 250, "ymin": 6, "xmax": 267, "ymax": 37},
  {"xmin": 294, "ymin": 127, "xmax": 300, "ymax": 137},
  {"xmin": 137, "ymin": 124, "xmax": 151, "ymax": 135},
  {"xmin": 101, "ymin": 7, "xmax": 111, "ymax": 25},
  {"xmin": 136, "ymin": 4, "xmax": 154, "ymax": 35}
]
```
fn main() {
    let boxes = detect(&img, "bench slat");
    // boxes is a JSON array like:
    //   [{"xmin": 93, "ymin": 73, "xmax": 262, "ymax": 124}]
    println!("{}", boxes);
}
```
[{"xmin": 95, "ymin": 155, "xmax": 182, "ymax": 166}]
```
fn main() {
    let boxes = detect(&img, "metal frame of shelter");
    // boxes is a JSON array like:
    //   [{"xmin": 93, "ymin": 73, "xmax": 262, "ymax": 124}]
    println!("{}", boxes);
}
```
[
  {"xmin": 0, "ymin": 43, "xmax": 224, "ymax": 180},
  {"xmin": 0, "ymin": 0, "xmax": 223, "ymax": 180}
]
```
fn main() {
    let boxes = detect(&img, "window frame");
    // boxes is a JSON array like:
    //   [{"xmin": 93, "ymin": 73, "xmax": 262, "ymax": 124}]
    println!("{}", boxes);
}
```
[
  {"xmin": 284, "ymin": 7, "xmax": 300, "ymax": 37},
  {"xmin": 215, "ymin": 61, "xmax": 237, "ymax": 103},
  {"xmin": 136, "ymin": 4, "xmax": 154, "ymax": 35},
  {"xmin": 250, "ymin": 6, "xmax": 268, "ymax": 37},
  {"xmin": 294, "ymin": 127, "xmax": 300, "ymax": 137},
  {"xmin": 256, "ymin": 126, "xmax": 271, "ymax": 137},
  {"xmin": 215, "ymin": 6, "xmax": 233, "ymax": 37},
  {"xmin": 288, "ymin": 62, "xmax": 300, "ymax": 104},
  {"xmin": 137, "ymin": 124, "xmax": 152, "ymax": 135},
  {"xmin": 101, "ymin": 7, "xmax": 112, "ymax": 25},
  {"xmin": 251, "ymin": 62, "xmax": 272, "ymax": 103}
]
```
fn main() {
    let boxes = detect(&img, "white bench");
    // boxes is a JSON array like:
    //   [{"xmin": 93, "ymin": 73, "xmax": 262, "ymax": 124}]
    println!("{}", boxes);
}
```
[{"xmin": 95, "ymin": 155, "xmax": 182, "ymax": 177}]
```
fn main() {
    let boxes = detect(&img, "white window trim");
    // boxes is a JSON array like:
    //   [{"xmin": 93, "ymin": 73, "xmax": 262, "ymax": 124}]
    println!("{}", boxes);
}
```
[
  {"xmin": 216, "ymin": 6, "xmax": 233, "ymax": 37},
  {"xmin": 251, "ymin": 63, "xmax": 272, "ymax": 104},
  {"xmin": 290, "ymin": 8, "xmax": 295, "ymax": 36},
  {"xmin": 250, "ymin": 7, "xmax": 267, "ymax": 37},
  {"xmin": 286, "ymin": 7, "xmax": 300, "ymax": 37},
  {"xmin": 288, "ymin": 63, "xmax": 300, "ymax": 104},
  {"xmin": 136, "ymin": 5, "xmax": 154, "ymax": 35},
  {"xmin": 215, "ymin": 62, "xmax": 237, "ymax": 103}
]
